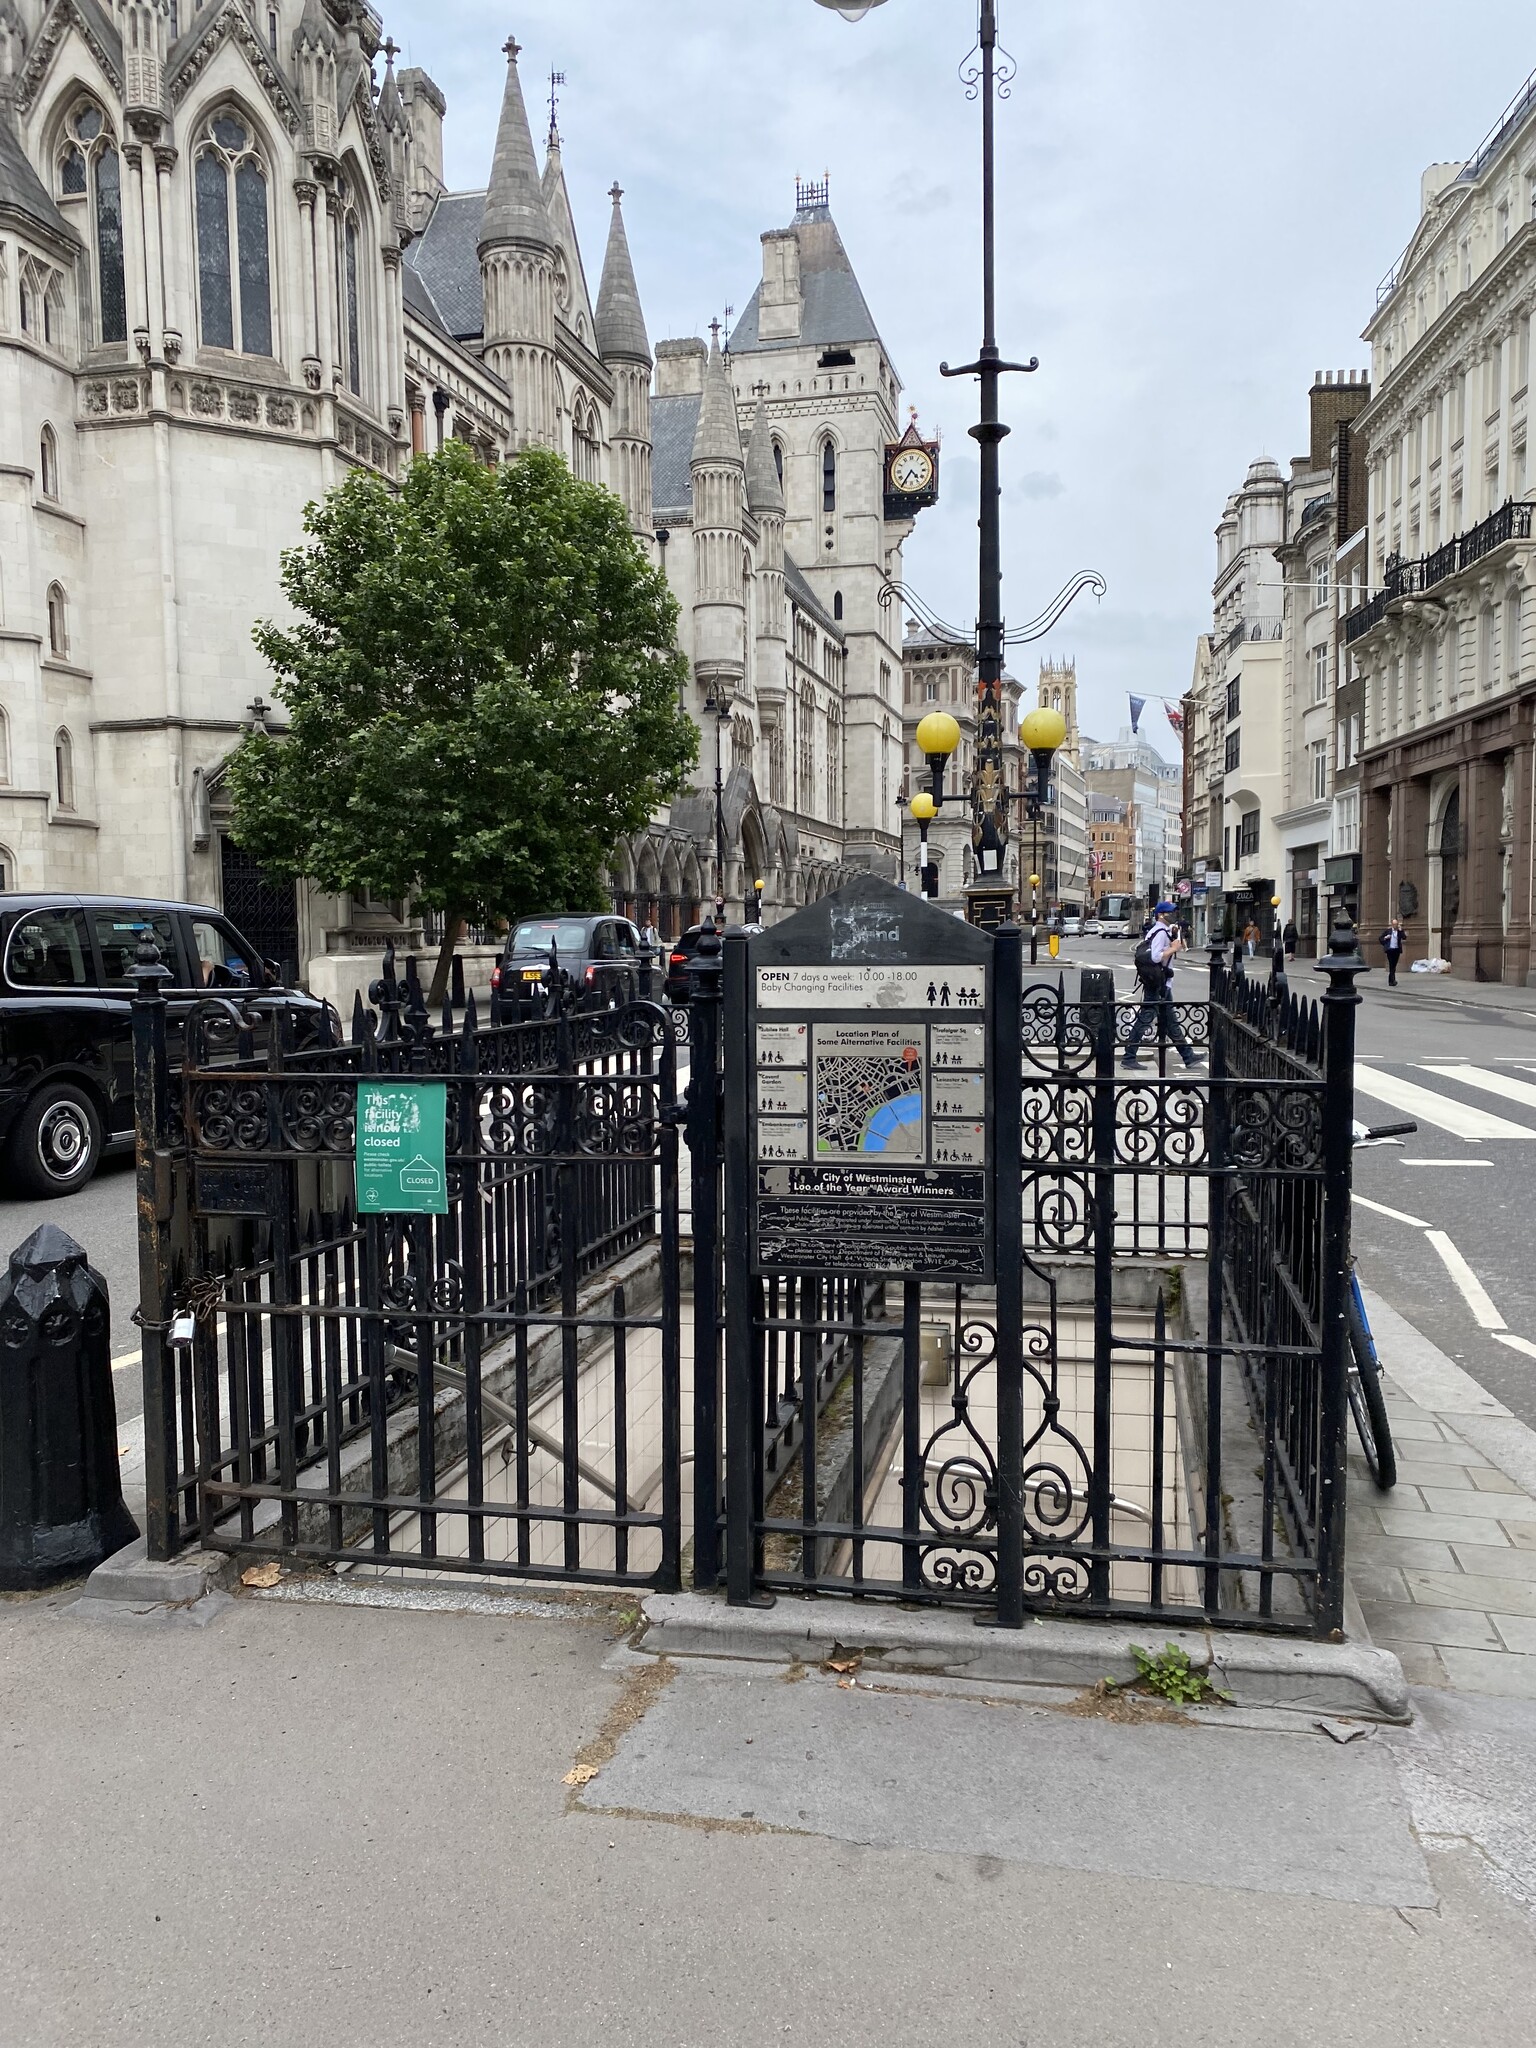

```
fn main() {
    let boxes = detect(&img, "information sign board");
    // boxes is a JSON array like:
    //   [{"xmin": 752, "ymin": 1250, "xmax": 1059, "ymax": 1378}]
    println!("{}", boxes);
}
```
[
  {"xmin": 743, "ymin": 878, "xmax": 994, "ymax": 1280},
  {"xmin": 355, "ymin": 1078, "xmax": 449, "ymax": 1216}
]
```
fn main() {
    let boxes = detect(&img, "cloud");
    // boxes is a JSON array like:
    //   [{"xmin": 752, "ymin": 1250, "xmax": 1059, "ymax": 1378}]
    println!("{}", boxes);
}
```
[{"xmin": 386, "ymin": 0, "xmax": 1536, "ymax": 720}]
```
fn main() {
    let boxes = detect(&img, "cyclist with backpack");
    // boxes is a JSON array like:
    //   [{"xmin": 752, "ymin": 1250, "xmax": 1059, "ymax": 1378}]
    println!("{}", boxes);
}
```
[{"xmin": 1122, "ymin": 901, "xmax": 1204, "ymax": 1071}]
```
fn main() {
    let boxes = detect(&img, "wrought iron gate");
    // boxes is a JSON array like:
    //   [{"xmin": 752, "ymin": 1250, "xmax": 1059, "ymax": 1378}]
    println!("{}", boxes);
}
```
[
  {"xmin": 133, "ymin": 905, "xmax": 1361, "ymax": 1637},
  {"xmin": 134, "ymin": 944, "xmax": 686, "ymax": 1587}
]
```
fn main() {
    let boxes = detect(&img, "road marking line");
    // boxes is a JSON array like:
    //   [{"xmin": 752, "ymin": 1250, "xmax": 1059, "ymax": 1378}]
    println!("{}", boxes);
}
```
[
  {"xmin": 1398, "ymin": 1159, "xmax": 1492, "ymax": 1167},
  {"xmin": 111, "ymin": 1351, "xmax": 139, "ymax": 1371},
  {"xmin": 1355, "ymin": 1194, "xmax": 1431, "ymax": 1228},
  {"xmin": 1425, "ymin": 1230, "xmax": 1506, "ymax": 1331},
  {"xmin": 1352, "ymin": 1067, "xmax": 1536, "ymax": 1140},
  {"xmin": 1492, "ymin": 1331, "xmax": 1536, "ymax": 1360},
  {"xmin": 1418, "ymin": 1062, "xmax": 1536, "ymax": 1113}
]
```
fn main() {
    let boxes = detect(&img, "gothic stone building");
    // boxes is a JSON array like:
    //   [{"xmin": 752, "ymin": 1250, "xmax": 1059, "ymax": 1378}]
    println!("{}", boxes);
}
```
[{"xmin": 0, "ymin": 4, "xmax": 913, "ymax": 998}]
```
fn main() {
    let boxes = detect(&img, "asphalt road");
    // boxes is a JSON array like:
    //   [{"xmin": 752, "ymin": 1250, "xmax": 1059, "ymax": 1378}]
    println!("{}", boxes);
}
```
[{"xmin": 6, "ymin": 940, "xmax": 1535, "ymax": 1432}]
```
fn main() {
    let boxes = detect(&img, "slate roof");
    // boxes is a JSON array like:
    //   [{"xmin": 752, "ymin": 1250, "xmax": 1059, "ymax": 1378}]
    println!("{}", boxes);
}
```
[
  {"xmin": 404, "ymin": 191, "xmax": 488, "ymax": 340},
  {"xmin": 0, "ymin": 117, "xmax": 76, "ymax": 244},
  {"xmin": 400, "ymin": 258, "xmax": 448, "ymax": 336},
  {"xmin": 728, "ymin": 202, "xmax": 881, "ymax": 354},
  {"xmin": 785, "ymin": 556, "xmax": 843, "ymax": 641},
  {"xmin": 651, "ymin": 391, "xmax": 702, "ymax": 511}
]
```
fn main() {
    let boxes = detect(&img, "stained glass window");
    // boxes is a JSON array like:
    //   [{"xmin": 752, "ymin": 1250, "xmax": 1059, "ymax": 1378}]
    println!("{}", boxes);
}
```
[
  {"xmin": 196, "ymin": 150, "xmax": 234, "ymax": 348},
  {"xmin": 194, "ymin": 114, "xmax": 273, "ymax": 356},
  {"xmin": 235, "ymin": 162, "xmax": 271, "ymax": 356},
  {"xmin": 94, "ymin": 147, "xmax": 126, "ymax": 343},
  {"xmin": 345, "ymin": 218, "xmax": 361, "ymax": 395},
  {"xmin": 60, "ymin": 146, "xmax": 87, "ymax": 196}
]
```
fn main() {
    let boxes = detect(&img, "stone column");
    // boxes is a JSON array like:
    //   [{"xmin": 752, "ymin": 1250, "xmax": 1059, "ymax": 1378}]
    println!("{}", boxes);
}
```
[
  {"xmin": 120, "ymin": 142, "xmax": 150, "ymax": 356},
  {"xmin": 1397, "ymin": 774, "xmax": 1432, "ymax": 957},
  {"xmin": 1362, "ymin": 777, "xmax": 1393, "ymax": 936},
  {"xmin": 1506, "ymin": 721, "xmax": 1536, "ymax": 985},
  {"xmin": 134, "ymin": 140, "xmax": 164, "ymax": 358},
  {"xmin": 294, "ymin": 180, "xmax": 321, "ymax": 390},
  {"xmin": 154, "ymin": 148, "xmax": 182, "ymax": 357},
  {"xmin": 1463, "ymin": 748, "xmax": 1504, "ymax": 977},
  {"xmin": 410, "ymin": 389, "xmax": 427, "ymax": 457}
]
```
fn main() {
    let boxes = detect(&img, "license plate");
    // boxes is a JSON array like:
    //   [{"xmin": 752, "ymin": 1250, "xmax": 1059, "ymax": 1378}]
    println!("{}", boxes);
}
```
[{"xmin": 521, "ymin": 968, "xmax": 543, "ymax": 982}]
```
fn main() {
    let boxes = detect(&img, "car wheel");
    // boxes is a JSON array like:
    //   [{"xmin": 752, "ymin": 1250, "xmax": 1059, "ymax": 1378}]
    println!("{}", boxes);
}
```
[{"xmin": 6, "ymin": 1082, "xmax": 103, "ymax": 1199}]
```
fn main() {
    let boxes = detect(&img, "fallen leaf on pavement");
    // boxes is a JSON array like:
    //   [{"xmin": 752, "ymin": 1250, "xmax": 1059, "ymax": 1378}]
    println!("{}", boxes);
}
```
[
  {"xmin": 240, "ymin": 1562, "xmax": 282, "ymax": 1589},
  {"xmin": 825, "ymin": 1655, "xmax": 862, "ymax": 1674},
  {"xmin": 563, "ymin": 1763, "xmax": 600, "ymax": 1786}
]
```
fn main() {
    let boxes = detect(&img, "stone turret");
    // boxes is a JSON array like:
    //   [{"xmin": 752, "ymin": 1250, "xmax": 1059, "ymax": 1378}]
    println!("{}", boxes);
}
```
[
  {"xmin": 121, "ymin": 1, "xmax": 169, "ymax": 126},
  {"xmin": 293, "ymin": 0, "xmax": 340, "ymax": 159},
  {"xmin": 397, "ymin": 65, "xmax": 446, "ymax": 232},
  {"xmin": 690, "ymin": 333, "xmax": 747, "ymax": 712},
  {"xmin": 745, "ymin": 395, "xmax": 786, "ymax": 736},
  {"xmin": 377, "ymin": 40, "xmax": 411, "ymax": 241},
  {"xmin": 478, "ymin": 37, "xmax": 557, "ymax": 448},
  {"xmin": 596, "ymin": 183, "xmax": 652, "ymax": 534}
]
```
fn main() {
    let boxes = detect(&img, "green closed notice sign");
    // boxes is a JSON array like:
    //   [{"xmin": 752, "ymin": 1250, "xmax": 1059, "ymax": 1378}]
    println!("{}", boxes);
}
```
[{"xmin": 355, "ymin": 1079, "xmax": 449, "ymax": 1215}]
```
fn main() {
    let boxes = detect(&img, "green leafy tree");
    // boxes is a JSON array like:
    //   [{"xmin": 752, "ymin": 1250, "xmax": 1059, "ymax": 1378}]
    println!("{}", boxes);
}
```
[{"xmin": 229, "ymin": 442, "xmax": 696, "ymax": 1003}]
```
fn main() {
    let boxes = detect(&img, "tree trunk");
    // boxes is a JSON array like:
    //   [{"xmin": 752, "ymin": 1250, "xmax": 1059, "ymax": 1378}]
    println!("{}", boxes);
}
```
[{"xmin": 428, "ymin": 913, "xmax": 464, "ymax": 1011}]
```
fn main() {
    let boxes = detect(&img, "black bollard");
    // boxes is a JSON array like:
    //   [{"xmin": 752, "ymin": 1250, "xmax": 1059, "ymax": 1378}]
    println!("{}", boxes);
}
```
[
  {"xmin": 0, "ymin": 1225, "xmax": 139, "ymax": 1589},
  {"xmin": 450, "ymin": 952, "xmax": 466, "ymax": 1010}
]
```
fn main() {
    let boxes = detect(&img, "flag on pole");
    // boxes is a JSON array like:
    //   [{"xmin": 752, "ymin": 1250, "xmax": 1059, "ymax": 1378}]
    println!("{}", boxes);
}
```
[
  {"xmin": 1164, "ymin": 702, "xmax": 1185, "ymax": 736},
  {"xmin": 1128, "ymin": 695, "xmax": 1146, "ymax": 732}
]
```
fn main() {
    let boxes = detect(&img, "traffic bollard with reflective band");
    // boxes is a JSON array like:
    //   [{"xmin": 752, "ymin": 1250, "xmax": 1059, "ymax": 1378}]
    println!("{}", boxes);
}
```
[{"xmin": 0, "ymin": 1225, "xmax": 138, "ymax": 1589}]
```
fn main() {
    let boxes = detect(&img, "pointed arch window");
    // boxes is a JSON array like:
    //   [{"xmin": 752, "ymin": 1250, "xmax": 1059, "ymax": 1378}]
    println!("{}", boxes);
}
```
[
  {"xmin": 195, "ymin": 112, "xmax": 273, "ymax": 356},
  {"xmin": 39, "ymin": 425, "xmax": 58, "ymax": 499},
  {"xmin": 342, "ymin": 198, "xmax": 363, "ymax": 396},
  {"xmin": 772, "ymin": 439, "xmax": 784, "ymax": 487},
  {"xmin": 54, "ymin": 728, "xmax": 76, "ymax": 813},
  {"xmin": 46, "ymin": 583, "xmax": 68, "ymax": 659},
  {"xmin": 0, "ymin": 706, "xmax": 11, "ymax": 788},
  {"xmin": 821, "ymin": 437, "xmax": 837, "ymax": 514},
  {"xmin": 58, "ymin": 101, "xmax": 125, "ymax": 343}
]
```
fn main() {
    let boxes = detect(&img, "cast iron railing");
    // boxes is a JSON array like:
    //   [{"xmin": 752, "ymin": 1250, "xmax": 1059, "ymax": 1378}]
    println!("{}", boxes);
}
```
[{"xmin": 133, "ymin": 941, "xmax": 683, "ymax": 1583}]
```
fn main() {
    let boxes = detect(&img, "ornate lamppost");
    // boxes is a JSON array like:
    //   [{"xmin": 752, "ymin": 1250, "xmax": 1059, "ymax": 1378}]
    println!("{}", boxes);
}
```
[
  {"xmin": 1019, "ymin": 702, "xmax": 1067, "ymax": 964},
  {"xmin": 703, "ymin": 684, "xmax": 733, "ymax": 926},
  {"xmin": 823, "ymin": 0, "xmax": 1104, "ymax": 932}
]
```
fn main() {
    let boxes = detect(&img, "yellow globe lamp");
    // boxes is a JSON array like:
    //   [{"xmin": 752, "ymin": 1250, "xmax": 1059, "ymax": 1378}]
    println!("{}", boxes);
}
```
[
  {"xmin": 1020, "ymin": 706, "xmax": 1068, "ymax": 754},
  {"xmin": 909, "ymin": 791, "xmax": 937, "ymax": 823},
  {"xmin": 914, "ymin": 709, "xmax": 962, "ymax": 812},
  {"xmin": 1028, "ymin": 874, "xmax": 1042, "ymax": 890},
  {"xmin": 915, "ymin": 711, "xmax": 961, "ymax": 760}
]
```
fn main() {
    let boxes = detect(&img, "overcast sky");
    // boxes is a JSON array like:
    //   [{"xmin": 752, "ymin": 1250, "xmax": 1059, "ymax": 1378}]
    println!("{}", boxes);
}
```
[{"xmin": 384, "ymin": 0, "xmax": 1536, "ymax": 752}]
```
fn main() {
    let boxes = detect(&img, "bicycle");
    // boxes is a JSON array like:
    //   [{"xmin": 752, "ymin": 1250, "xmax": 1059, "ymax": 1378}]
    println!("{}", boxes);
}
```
[{"xmin": 1345, "ymin": 1120, "xmax": 1417, "ymax": 1490}]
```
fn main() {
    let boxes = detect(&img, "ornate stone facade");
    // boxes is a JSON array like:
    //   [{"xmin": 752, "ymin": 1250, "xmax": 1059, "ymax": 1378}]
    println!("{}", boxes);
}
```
[{"xmin": 0, "ymin": 6, "xmax": 916, "ymax": 988}]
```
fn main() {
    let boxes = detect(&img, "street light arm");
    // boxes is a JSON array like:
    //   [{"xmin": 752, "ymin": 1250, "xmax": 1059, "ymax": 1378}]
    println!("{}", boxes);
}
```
[{"xmin": 1003, "ymin": 569, "xmax": 1108, "ymax": 646}]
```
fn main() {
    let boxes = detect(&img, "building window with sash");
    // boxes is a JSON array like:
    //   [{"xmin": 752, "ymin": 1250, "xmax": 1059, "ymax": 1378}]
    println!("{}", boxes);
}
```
[
  {"xmin": 58, "ymin": 100, "xmax": 125, "ymax": 344},
  {"xmin": 195, "ymin": 111, "xmax": 273, "ymax": 355}
]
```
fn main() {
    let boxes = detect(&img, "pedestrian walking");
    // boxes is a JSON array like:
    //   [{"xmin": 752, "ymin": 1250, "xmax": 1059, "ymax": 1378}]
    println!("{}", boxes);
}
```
[
  {"xmin": 1283, "ymin": 918, "xmax": 1298, "ymax": 958},
  {"xmin": 639, "ymin": 919, "xmax": 660, "ymax": 953},
  {"xmin": 1242, "ymin": 920, "xmax": 1260, "ymax": 958},
  {"xmin": 1123, "ymin": 901, "xmax": 1203, "ymax": 1071},
  {"xmin": 1380, "ymin": 918, "xmax": 1406, "ymax": 987}
]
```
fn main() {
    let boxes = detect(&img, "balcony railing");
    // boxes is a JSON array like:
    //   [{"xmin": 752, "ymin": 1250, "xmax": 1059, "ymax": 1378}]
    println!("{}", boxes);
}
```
[
  {"xmin": 1341, "ymin": 499, "xmax": 1536, "ymax": 642},
  {"xmin": 1221, "ymin": 616, "xmax": 1284, "ymax": 654}
]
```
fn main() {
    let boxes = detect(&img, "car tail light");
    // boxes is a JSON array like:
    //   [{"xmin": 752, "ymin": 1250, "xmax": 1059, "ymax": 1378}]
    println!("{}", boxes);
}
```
[
  {"xmin": 490, "ymin": 964, "xmax": 502, "ymax": 989},
  {"xmin": 669, "ymin": 952, "xmax": 687, "ymax": 966},
  {"xmin": 584, "ymin": 965, "xmax": 597, "ymax": 983}
]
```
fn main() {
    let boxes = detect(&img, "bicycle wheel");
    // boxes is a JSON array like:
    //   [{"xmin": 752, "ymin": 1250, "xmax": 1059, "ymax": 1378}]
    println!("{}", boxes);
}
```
[{"xmin": 1346, "ymin": 1281, "xmax": 1397, "ymax": 1490}]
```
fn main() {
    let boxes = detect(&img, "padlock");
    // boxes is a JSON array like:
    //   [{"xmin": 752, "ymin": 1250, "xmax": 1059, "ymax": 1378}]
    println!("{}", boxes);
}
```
[{"xmin": 168, "ymin": 1311, "xmax": 197, "ymax": 1350}]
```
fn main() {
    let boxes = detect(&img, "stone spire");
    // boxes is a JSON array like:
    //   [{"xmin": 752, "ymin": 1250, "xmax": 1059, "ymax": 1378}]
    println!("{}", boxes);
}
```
[
  {"xmin": 691, "ymin": 327, "xmax": 749, "ymax": 816},
  {"xmin": 479, "ymin": 36, "xmax": 555, "ymax": 255},
  {"xmin": 744, "ymin": 394, "xmax": 783, "ymax": 516},
  {"xmin": 595, "ymin": 183, "xmax": 650, "ymax": 366},
  {"xmin": 691, "ymin": 328, "xmax": 744, "ymax": 468}
]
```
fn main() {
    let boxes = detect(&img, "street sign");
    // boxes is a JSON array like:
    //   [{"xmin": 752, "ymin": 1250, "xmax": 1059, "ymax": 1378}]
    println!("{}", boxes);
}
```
[
  {"xmin": 744, "ymin": 879, "xmax": 994, "ymax": 1281},
  {"xmin": 355, "ymin": 1079, "xmax": 449, "ymax": 1216}
]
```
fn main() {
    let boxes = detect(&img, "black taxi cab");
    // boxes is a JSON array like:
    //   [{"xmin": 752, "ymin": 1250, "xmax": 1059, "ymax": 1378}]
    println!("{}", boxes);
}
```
[{"xmin": 0, "ymin": 894, "xmax": 334, "ymax": 1197}]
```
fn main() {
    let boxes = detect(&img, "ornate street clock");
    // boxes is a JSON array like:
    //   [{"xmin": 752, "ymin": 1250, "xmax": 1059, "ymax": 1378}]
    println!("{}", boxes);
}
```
[{"xmin": 884, "ymin": 415, "xmax": 940, "ymax": 521}]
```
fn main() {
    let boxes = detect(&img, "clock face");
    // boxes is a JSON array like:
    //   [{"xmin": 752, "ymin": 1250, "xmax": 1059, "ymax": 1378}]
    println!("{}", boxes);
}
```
[{"xmin": 890, "ymin": 446, "xmax": 935, "ymax": 494}]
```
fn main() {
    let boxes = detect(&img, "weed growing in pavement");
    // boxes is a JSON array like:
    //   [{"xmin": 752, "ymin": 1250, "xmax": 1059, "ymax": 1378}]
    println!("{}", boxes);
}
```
[{"xmin": 1104, "ymin": 1642, "xmax": 1232, "ymax": 1706}]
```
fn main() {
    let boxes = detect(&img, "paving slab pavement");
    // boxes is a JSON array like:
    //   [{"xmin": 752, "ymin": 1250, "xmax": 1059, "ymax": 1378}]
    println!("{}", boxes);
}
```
[{"xmin": 3, "ymin": 1588, "xmax": 1535, "ymax": 2046}]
